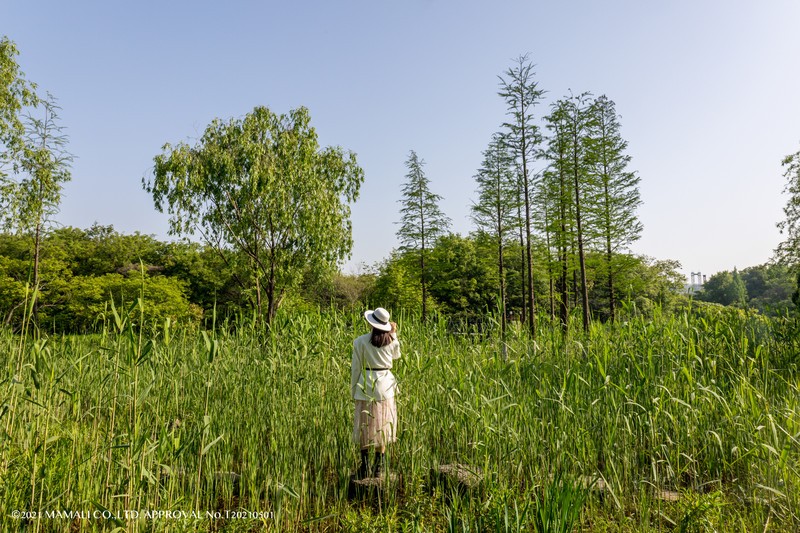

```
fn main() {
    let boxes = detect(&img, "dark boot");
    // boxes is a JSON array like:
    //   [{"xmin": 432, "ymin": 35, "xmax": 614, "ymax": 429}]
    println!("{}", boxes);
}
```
[
  {"xmin": 373, "ymin": 452, "xmax": 386, "ymax": 477},
  {"xmin": 357, "ymin": 449, "xmax": 370, "ymax": 479}
]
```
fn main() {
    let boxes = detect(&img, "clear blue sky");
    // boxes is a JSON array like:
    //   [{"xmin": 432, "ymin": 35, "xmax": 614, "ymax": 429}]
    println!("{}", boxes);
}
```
[{"xmin": 5, "ymin": 1, "xmax": 800, "ymax": 280}]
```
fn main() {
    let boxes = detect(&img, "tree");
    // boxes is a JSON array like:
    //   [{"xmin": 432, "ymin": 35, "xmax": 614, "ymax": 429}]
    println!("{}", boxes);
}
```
[
  {"xmin": 0, "ymin": 94, "xmax": 72, "ymax": 308},
  {"xmin": 396, "ymin": 150, "xmax": 450, "ymax": 321},
  {"xmin": 372, "ymin": 252, "xmax": 424, "ymax": 312},
  {"xmin": 427, "ymin": 234, "xmax": 496, "ymax": 320},
  {"xmin": 144, "ymin": 106, "xmax": 363, "ymax": 326},
  {"xmin": 498, "ymin": 54, "xmax": 545, "ymax": 337},
  {"xmin": 471, "ymin": 133, "xmax": 518, "ymax": 342},
  {"xmin": 0, "ymin": 36, "xmax": 38, "ymax": 158},
  {"xmin": 775, "ymin": 146, "xmax": 800, "ymax": 265},
  {"xmin": 586, "ymin": 95, "xmax": 642, "ymax": 322},
  {"xmin": 557, "ymin": 92, "xmax": 595, "ymax": 332},
  {"xmin": 698, "ymin": 269, "xmax": 747, "ymax": 307},
  {"xmin": 774, "ymin": 145, "xmax": 800, "ymax": 311},
  {"xmin": 543, "ymin": 100, "xmax": 575, "ymax": 330},
  {"xmin": 740, "ymin": 263, "xmax": 795, "ymax": 315}
]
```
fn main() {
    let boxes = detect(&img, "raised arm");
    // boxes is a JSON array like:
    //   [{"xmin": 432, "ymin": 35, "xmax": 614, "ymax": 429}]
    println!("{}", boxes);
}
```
[{"xmin": 350, "ymin": 339, "xmax": 361, "ymax": 398}]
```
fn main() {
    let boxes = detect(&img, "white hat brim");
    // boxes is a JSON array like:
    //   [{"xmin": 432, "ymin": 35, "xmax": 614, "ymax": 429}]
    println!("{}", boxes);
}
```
[{"xmin": 364, "ymin": 310, "xmax": 392, "ymax": 331}]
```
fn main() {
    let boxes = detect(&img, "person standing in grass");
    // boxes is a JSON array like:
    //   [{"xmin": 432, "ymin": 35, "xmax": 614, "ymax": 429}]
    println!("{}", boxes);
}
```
[{"xmin": 351, "ymin": 307, "xmax": 401, "ymax": 478}]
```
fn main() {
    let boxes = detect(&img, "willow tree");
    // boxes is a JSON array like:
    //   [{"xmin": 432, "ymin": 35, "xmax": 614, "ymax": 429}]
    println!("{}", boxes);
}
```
[
  {"xmin": 471, "ymin": 133, "xmax": 517, "ymax": 345},
  {"xmin": 586, "ymin": 95, "xmax": 642, "ymax": 322},
  {"xmin": 498, "ymin": 54, "xmax": 545, "ymax": 337},
  {"xmin": 144, "ymin": 106, "xmax": 363, "ymax": 325},
  {"xmin": 397, "ymin": 150, "xmax": 450, "ymax": 322}
]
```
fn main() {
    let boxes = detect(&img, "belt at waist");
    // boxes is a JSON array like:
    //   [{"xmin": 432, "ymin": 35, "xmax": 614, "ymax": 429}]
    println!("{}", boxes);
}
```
[{"xmin": 365, "ymin": 367, "xmax": 390, "ymax": 371}]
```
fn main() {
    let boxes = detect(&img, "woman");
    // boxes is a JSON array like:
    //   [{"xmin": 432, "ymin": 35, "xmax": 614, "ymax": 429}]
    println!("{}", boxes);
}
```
[{"xmin": 351, "ymin": 307, "xmax": 401, "ymax": 478}]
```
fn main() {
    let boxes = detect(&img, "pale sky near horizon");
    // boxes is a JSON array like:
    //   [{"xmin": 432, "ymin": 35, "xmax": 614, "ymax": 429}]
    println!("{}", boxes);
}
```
[{"xmin": 4, "ymin": 1, "xmax": 800, "ymax": 281}]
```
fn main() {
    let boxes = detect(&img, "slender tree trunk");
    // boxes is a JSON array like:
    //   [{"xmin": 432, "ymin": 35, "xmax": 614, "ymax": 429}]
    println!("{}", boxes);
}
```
[
  {"xmin": 420, "ymin": 177, "xmax": 427, "ymax": 322},
  {"xmin": 522, "ymin": 166, "xmax": 536, "ymax": 338},
  {"xmin": 499, "ymin": 253, "xmax": 506, "ymax": 328},
  {"xmin": 558, "ymin": 169, "xmax": 569, "ymax": 331},
  {"xmin": 607, "ymin": 238, "xmax": 615, "ymax": 323},
  {"xmin": 499, "ymin": 234, "xmax": 507, "ymax": 357},
  {"xmin": 421, "ymin": 245, "xmax": 427, "ymax": 322},
  {"xmin": 496, "ymin": 183, "xmax": 507, "ymax": 359},
  {"xmin": 33, "ymin": 175, "xmax": 43, "ymax": 291},
  {"xmin": 543, "ymin": 203, "xmax": 555, "ymax": 320},
  {"xmin": 517, "ymin": 201, "xmax": 527, "ymax": 325},
  {"xmin": 604, "ymin": 180, "xmax": 615, "ymax": 323},
  {"xmin": 517, "ymin": 96, "xmax": 536, "ymax": 339},
  {"xmin": 32, "ymin": 219, "xmax": 42, "ymax": 318},
  {"xmin": 32, "ymin": 115, "xmax": 50, "ymax": 319},
  {"xmin": 573, "ymin": 156, "xmax": 590, "ymax": 332}
]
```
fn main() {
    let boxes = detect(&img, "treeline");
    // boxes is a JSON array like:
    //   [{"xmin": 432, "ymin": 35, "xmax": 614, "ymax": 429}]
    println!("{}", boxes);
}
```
[
  {"xmin": 696, "ymin": 264, "xmax": 799, "ymax": 315},
  {"xmin": 2, "ymin": 223, "xmax": 793, "ymax": 333},
  {"xmin": 0, "ymin": 225, "xmax": 686, "ymax": 331},
  {"xmin": 371, "ymin": 234, "xmax": 687, "ymax": 324}
]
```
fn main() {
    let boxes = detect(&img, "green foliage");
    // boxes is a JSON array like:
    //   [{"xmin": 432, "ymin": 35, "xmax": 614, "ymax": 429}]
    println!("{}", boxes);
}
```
[
  {"xmin": 471, "ymin": 133, "xmax": 518, "ymax": 330},
  {"xmin": 0, "ymin": 43, "xmax": 72, "ymax": 306},
  {"xmin": 617, "ymin": 256, "xmax": 688, "ymax": 317},
  {"xmin": 1, "ymin": 95, "xmax": 72, "ymax": 234},
  {"xmin": 427, "ymin": 234, "xmax": 497, "ymax": 320},
  {"xmin": 794, "ymin": 271, "xmax": 800, "ymax": 313},
  {"xmin": 531, "ymin": 472, "xmax": 591, "ymax": 533},
  {"xmin": 396, "ymin": 150, "xmax": 450, "ymax": 321},
  {"xmin": 0, "ymin": 228, "xmax": 214, "ymax": 330},
  {"xmin": 371, "ymin": 252, "xmax": 424, "ymax": 313},
  {"xmin": 52, "ymin": 272, "xmax": 202, "ymax": 331},
  {"xmin": 775, "ymin": 146, "xmax": 800, "ymax": 265},
  {"xmin": 0, "ymin": 36, "xmax": 38, "ymax": 155},
  {"xmin": 145, "ymin": 105, "xmax": 363, "ymax": 324},
  {"xmin": 740, "ymin": 263, "xmax": 796, "ymax": 315},
  {"xmin": 699, "ymin": 268, "xmax": 748, "ymax": 307},
  {"xmin": 586, "ymin": 95, "xmax": 642, "ymax": 322},
  {"xmin": 300, "ymin": 270, "xmax": 376, "ymax": 310},
  {"xmin": 397, "ymin": 150, "xmax": 451, "ymax": 254}
]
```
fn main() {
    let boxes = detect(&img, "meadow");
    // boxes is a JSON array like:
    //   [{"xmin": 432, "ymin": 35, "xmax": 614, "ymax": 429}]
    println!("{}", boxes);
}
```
[{"xmin": 1, "ymin": 300, "xmax": 799, "ymax": 532}]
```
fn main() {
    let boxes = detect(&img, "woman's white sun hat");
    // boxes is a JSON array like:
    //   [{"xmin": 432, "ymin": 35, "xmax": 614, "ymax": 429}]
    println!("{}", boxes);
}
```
[{"xmin": 364, "ymin": 307, "xmax": 392, "ymax": 332}]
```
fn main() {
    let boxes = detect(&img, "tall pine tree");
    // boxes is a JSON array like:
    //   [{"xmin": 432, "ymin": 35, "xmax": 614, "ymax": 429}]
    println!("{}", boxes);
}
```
[
  {"xmin": 498, "ymin": 55, "xmax": 545, "ymax": 337},
  {"xmin": 586, "ymin": 95, "xmax": 642, "ymax": 322},
  {"xmin": 471, "ymin": 133, "xmax": 518, "ymax": 348},
  {"xmin": 564, "ymin": 92, "xmax": 595, "ymax": 332},
  {"xmin": 543, "ymin": 101, "xmax": 574, "ymax": 330},
  {"xmin": 397, "ymin": 150, "xmax": 450, "ymax": 321}
]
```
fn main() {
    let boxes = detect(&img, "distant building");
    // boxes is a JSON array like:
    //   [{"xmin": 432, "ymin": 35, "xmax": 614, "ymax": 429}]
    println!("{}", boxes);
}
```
[{"xmin": 684, "ymin": 271, "xmax": 706, "ymax": 294}]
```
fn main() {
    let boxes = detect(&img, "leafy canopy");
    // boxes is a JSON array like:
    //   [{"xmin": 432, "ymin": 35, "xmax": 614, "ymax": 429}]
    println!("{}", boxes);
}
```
[{"xmin": 144, "ymin": 106, "xmax": 363, "ymax": 321}]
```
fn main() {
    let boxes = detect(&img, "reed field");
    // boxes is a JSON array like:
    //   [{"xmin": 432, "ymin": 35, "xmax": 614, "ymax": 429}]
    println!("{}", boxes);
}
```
[{"xmin": 1, "ymin": 301, "xmax": 799, "ymax": 532}]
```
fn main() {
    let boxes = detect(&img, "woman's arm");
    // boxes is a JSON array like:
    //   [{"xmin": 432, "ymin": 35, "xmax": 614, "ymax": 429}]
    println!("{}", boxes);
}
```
[{"xmin": 350, "ymin": 339, "xmax": 361, "ymax": 398}]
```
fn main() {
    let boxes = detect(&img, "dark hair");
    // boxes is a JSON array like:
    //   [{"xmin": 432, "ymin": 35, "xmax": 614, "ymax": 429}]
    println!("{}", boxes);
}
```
[{"xmin": 370, "ymin": 328, "xmax": 393, "ymax": 348}]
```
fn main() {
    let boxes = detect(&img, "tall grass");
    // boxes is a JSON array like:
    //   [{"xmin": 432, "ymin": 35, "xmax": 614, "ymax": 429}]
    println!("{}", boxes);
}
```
[{"xmin": 0, "ymin": 302, "xmax": 798, "ymax": 531}]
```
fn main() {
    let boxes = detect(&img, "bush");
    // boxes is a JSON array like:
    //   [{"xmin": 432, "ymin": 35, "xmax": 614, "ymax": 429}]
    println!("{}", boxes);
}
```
[{"xmin": 50, "ymin": 273, "xmax": 202, "ymax": 332}]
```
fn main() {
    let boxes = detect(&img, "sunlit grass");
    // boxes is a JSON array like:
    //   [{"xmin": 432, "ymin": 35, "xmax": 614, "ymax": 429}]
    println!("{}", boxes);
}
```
[{"xmin": 1, "ymin": 301, "xmax": 798, "ymax": 531}]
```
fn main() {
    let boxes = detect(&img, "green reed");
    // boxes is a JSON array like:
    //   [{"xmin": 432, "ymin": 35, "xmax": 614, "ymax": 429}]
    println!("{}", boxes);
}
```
[{"xmin": 0, "ymin": 303, "xmax": 798, "ymax": 531}]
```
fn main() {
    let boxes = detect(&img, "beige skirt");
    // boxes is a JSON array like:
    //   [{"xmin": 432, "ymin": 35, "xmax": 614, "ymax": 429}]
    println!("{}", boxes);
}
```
[{"xmin": 353, "ymin": 397, "xmax": 398, "ymax": 448}]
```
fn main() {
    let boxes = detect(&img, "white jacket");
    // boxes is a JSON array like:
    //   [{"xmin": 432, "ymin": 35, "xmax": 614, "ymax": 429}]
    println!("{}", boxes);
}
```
[{"xmin": 350, "ymin": 332, "xmax": 401, "ymax": 401}]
